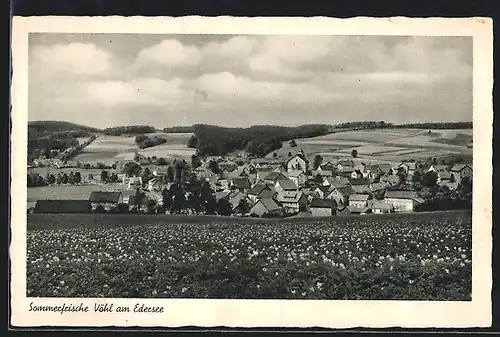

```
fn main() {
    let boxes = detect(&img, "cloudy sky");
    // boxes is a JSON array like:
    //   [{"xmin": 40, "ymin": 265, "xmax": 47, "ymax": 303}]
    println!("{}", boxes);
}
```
[{"xmin": 28, "ymin": 33, "xmax": 472, "ymax": 128}]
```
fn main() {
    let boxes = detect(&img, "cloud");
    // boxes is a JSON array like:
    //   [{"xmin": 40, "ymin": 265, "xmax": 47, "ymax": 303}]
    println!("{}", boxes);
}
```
[
  {"xmin": 30, "ymin": 42, "xmax": 113, "ymax": 78},
  {"xmin": 133, "ymin": 39, "xmax": 201, "ymax": 70}
]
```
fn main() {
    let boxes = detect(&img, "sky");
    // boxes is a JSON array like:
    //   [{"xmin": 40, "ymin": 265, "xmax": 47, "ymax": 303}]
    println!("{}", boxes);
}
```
[{"xmin": 28, "ymin": 33, "xmax": 472, "ymax": 128}]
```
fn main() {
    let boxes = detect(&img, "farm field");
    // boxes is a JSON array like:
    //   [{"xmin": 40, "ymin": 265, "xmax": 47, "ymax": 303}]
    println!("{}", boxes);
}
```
[
  {"xmin": 27, "ymin": 211, "xmax": 471, "ymax": 300},
  {"xmin": 271, "ymin": 128, "xmax": 473, "ymax": 164},
  {"xmin": 73, "ymin": 135, "xmax": 136, "ymax": 165},
  {"xmin": 27, "ymin": 184, "xmax": 112, "ymax": 203}
]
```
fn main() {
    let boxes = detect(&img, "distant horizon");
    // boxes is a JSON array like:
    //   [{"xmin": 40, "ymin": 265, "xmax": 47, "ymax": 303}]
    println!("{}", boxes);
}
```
[
  {"xmin": 29, "ymin": 34, "xmax": 472, "ymax": 128},
  {"xmin": 28, "ymin": 118, "xmax": 474, "ymax": 131}
]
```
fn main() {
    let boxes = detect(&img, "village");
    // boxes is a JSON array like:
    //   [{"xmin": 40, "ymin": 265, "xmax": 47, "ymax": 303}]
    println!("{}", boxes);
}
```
[{"xmin": 28, "ymin": 146, "xmax": 473, "ymax": 218}]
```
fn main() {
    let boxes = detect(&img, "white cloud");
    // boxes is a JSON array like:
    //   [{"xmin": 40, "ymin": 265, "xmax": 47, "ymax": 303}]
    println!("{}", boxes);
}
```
[
  {"xmin": 134, "ymin": 39, "xmax": 201, "ymax": 70},
  {"xmin": 30, "ymin": 42, "xmax": 113, "ymax": 77}
]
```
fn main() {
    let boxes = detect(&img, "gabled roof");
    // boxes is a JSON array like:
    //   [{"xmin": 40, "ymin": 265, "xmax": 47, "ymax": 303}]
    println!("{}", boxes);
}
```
[
  {"xmin": 249, "ymin": 183, "xmax": 270, "ymax": 195},
  {"xmin": 451, "ymin": 164, "xmax": 472, "ymax": 172},
  {"xmin": 215, "ymin": 190, "xmax": 231, "ymax": 200},
  {"xmin": 264, "ymin": 172, "xmax": 287, "ymax": 182},
  {"xmin": 350, "ymin": 178, "xmax": 371, "ymax": 185},
  {"xmin": 253, "ymin": 198, "xmax": 280, "ymax": 212},
  {"xmin": 287, "ymin": 170, "xmax": 305, "ymax": 177},
  {"xmin": 89, "ymin": 191, "xmax": 122, "ymax": 203},
  {"xmin": 365, "ymin": 164, "xmax": 381, "ymax": 172},
  {"xmin": 380, "ymin": 175, "xmax": 400, "ymax": 185},
  {"xmin": 438, "ymin": 172, "xmax": 453, "ymax": 180},
  {"xmin": 341, "ymin": 166, "xmax": 355, "ymax": 173},
  {"xmin": 400, "ymin": 162, "xmax": 417, "ymax": 170},
  {"xmin": 34, "ymin": 200, "xmax": 91, "ymax": 214},
  {"xmin": 258, "ymin": 189, "xmax": 276, "ymax": 199},
  {"xmin": 316, "ymin": 185, "xmax": 333, "ymax": 193},
  {"xmin": 349, "ymin": 193, "xmax": 370, "ymax": 201},
  {"xmin": 230, "ymin": 177, "xmax": 251, "ymax": 189},
  {"xmin": 276, "ymin": 191, "xmax": 305, "ymax": 203},
  {"xmin": 336, "ymin": 186, "xmax": 356, "ymax": 197},
  {"xmin": 229, "ymin": 192, "xmax": 249, "ymax": 209},
  {"xmin": 310, "ymin": 198, "xmax": 337, "ymax": 208},
  {"xmin": 313, "ymin": 170, "xmax": 333, "ymax": 177},
  {"xmin": 429, "ymin": 165, "xmax": 448, "ymax": 172},
  {"xmin": 352, "ymin": 185, "xmax": 371, "ymax": 194},
  {"xmin": 377, "ymin": 163, "xmax": 393, "ymax": 173},
  {"xmin": 285, "ymin": 153, "xmax": 309, "ymax": 165},
  {"xmin": 370, "ymin": 182, "xmax": 390, "ymax": 191},
  {"xmin": 384, "ymin": 190, "xmax": 419, "ymax": 200},
  {"xmin": 276, "ymin": 179, "xmax": 297, "ymax": 190},
  {"xmin": 337, "ymin": 159, "xmax": 354, "ymax": 166}
]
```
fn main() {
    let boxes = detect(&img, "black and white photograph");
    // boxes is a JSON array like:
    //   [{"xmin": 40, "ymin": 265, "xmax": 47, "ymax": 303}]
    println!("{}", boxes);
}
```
[{"xmin": 11, "ymin": 16, "xmax": 492, "ymax": 328}]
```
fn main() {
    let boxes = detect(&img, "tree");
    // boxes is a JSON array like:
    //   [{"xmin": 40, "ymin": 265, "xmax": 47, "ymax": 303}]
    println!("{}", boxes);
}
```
[
  {"xmin": 422, "ymin": 171, "xmax": 438, "ymax": 188},
  {"xmin": 289, "ymin": 140, "xmax": 297, "ymax": 148},
  {"xmin": 142, "ymin": 167, "xmax": 152, "ymax": 184},
  {"xmin": 396, "ymin": 167, "xmax": 408, "ymax": 185},
  {"xmin": 351, "ymin": 149, "xmax": 358, "ymax": 158},
  {"xmin": 185, "ymin": 175, "xmax": 203, "ymax": 214},
  {"xmin": 314, "ymin": 173, "xmax": 324, "ymax": 184},
  {"xmin": 115, "ymin": 203, "xmax": 130, "ymax": 213},
  {"xmin": 449, "ymin": 173, "xmax": 456, "ymax": 183},
  {"xmin": 187, "ymin": 135, "xmax": 198, "ymax": 148},
  {"xmin": 170, "ymin": 183, "xmax": 187, "ymax": 214},
  {"xmin": 132, "ymin": 188, "xmax": 146, "ymax": 212},
  {"xmin": 191, "ymin": 155, "xmax": 202, "ymax": 169},
  {"xmin": 61, "ymin": 173, "xmax": 69, "ymax": 184},
  {"xmin": 146, "ymin": 199, "xmax": 158, "ymax": 214},
  {"xmin": 208, "ymin": 160, "xmax": 220, "ymax": 174},
  {"xmin": 200, "ymin": 181, "xmax": 217, "ymax": 215},
  {"xmin": 101, "ymin": 170, "xmax": 109, "ymax": 183},
  {"xmin": 313, "ymin": 154, "xmax": 323, "ymax": 170},
  {"xmin": 123, "ymin": 162, "xmax": 142, "ymax": 177},
  {"xmin": 273, "ymin": 152, "xmax": 278, "ymax": 158},
  {"xmin": 237, "ymin": 198, "xmax": 250, "ymax": 215},
  {"xmin": 166, "ymin": 166, "xmax": 175, "ymax": 183},
  {"xmin": 73, "ymin": 172, "xmax": 81, "ymax": 184},
  {"xmin": 69, "ymin": 171, "xmax": 75, "ymax": 184},
  {"xmin": 157, "ymin": 157, "xmax": 168, "ymax": 165},
  {"xmin": 217, "ymin": 198, "xmax": 233, "ymax": 216},
  {"xmin": 288, "ymin": 151, "xmax": 292, "ymax": 157},
  {"xmin": 95, "ymin": 205, "xmax": 106, "ymax": 213}
]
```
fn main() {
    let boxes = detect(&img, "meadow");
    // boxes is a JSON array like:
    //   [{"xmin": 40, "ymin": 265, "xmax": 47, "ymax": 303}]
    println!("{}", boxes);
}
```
[
  {"xmin": 27, "ymin": 184, "xmax": 112, "ymax": 203},
  {"xmin": 271, "ymin": 128, "xmax": 473, "ymax": 163},
  {"xmin": 27, "ymin": 211, "xmax": 471, "ymax": 300}
]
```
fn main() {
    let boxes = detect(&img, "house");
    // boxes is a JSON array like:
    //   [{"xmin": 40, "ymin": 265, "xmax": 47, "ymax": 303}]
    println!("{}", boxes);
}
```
[
  {"xmin": 248, "ymin": 183, "xmax": 273, "ymax": 202},
  {"xmin": 329, "ymin": 186, "xmax": 356, "ymax": 207},
  {"xmin": 217, "ymin": 178, "xmax": 229, "ymax": 190},
  {"xmin": 275, "ymin": 179, "xmax": 298, "ymax": 193},
  {"xmin": 287, "ymin": 170, "xmax": 307, "ymax": 187},
  {"xmin": 428, "ymin": 165, "xmax": 448, "ymax": 174},
  {"xmin": 323, "ymin": 177, "xmax": 350, "ymax": 189},
  {"xmin": 377, "ymin": 163, "xmax": 394, "ymax": 175},
  {"xmin": 128, "ymin": 194, "xmax": 149, "ymax": 211},
  {"xmin": 351, "ymin": 184, "xmax": 371, "ymax": 194},
  {"xmin": 370, "ymin": 201, "xmax": 393, "ymax": 214},
  {"xmin": 276, "ymin": 191, "xmax": 308, "ymax": 214},
  {"xmin": 256, "ymin": 167, "xmax": 274, "ymax": 181},
  {"xmin": 89, "ymin": 191, "xmax": 123, "ymax": 210},
  {"xmin": 314, "ymin": 185, "xmax": 334, "ymax": 199},
  {"xmin": 379, "ymin": 174, "xmax": 400, "ymax": 186},
  {"xmin": 338, "ymin": 166, "xmax": 355, "ymax": 177},
  {"xmin": 285, "ymin": 153, "xmax": 309, "ymax": 173},
  {"xmin": 349, "ymin": 194, "xmax": 371, "ymax": 208},
  {"xmin": 301, "ymin": 188, "xmax": 318, "ymax": 202},
  {"xmin": 320, "ymin": 162, "xmax": 336, "ymax": 172},
  {"xmin": 369, "ymin": 182, "xmax": 391, "ymax": 193},
  {"xmin": 351, "ymin": 170, "xmax": 364, "ymax": 179},
  {"xmin": 258, "ymin": 189, "xmax": 277, "ymax": 200},
  {"xmin": 263, "ymin": 172, "xmax": 288, "ymax": 185},
  {"xmin": 215, "ymin": 190, "xmax": 232, "ymax": 201},
  {"xmin": 436, "ymin": 171, "xmax": 452, "ymax": 184},
  {"xmin": 123, "ymin": 176, "xmax": 142, "ymax": 189},
  {"xmin": 229, "ymin": 192, "xmax": 252, "ymax": 215},
  {"xmin": 313, "ymin": 170, "xmax": 333, "ymax": 178},
  {"xmin": 229, "ymin": 177, "xmax": 251, "ymax": 192},
  {"xmin": 147, "ymin": 177, "xmax": 165, "ymax": 192},
  {"xmin": 309, "ymin": 198, "xmax": 337, "ymax": 216},
  {"xmin": 384, "ymin": 190, "xmax": 425, "ymax": 212},
  {"xmin": 364, "ymin": 164, "xmax": 382, "ymax": 181},
  {"xmin": 335, "ymin": 159, "xmax": 354, "ymax": 172},
  {"xmin": 450, "ymin": 164, "xmax": 473, "ymax": 183},
  {"xmin": 273, "ymin": 165, "xmax": 288, "ymax": 174},
  {"xmin": 347, "ymin": 205, "xmax": 370, "ymax": 215},
  {"xmin": 34, "ymin": 200, "xmax": 92, "ymax": 214},
  {"xmin": 249, "ymin": 198, "xmax": 281, "ymax": 217},
  {"xmin": 399, "ymin": 162, "xmax": 416, "ymax": 176},
  {"xmin": 228, "ymin": 168, "xmax": 249, "ymax": 180}
]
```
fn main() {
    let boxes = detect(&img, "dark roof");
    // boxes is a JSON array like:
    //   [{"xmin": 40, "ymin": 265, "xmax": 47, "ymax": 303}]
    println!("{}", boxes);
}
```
[
  {"xmin": 259, "ymin": 198, "xmax": 280, "ymax": 211},
  {"xmin": 338, "ymin": 159, "xmax": 354, "ymax": 166},
  {"xmin": 249, "ymin": 183, "xmax": 270, "ymax": 195},
  {"xmin": 349, "ymin": 194, "xmax": 370, "ymax": 201},
  {"xmin": 310, "ymin": 198, "xmax": 337, "ymax": 208},
  {"xmin": 350, "ymin": 178, "xmax": 371, "ymax": 185},
  {"xmin": 337, "ymin": 186, "xmax": 356, "ymax": 197},
  {"xmin": 385, "ymin": 190, "xmax": 419, "ymax": 200},
  {"xmin": 276, "ymin": 179, "xmax": 297, "ymax": 190},
  {"xmin": 128, "ymin": 194, "xmax": 148, "ymax": 205},
  {"xmin": 89, "ymin": 191, "xmax": 122, "ymax": 203},
  {"xmin": 316, "ymin": 185, "xmax": 333, "ymax": 193},
  {"xmin": 451, "ymin": 164, "xmax": 471, "ymax": 172},
  {"xmin": 230, "ymin": 177, "xmax": 251, "ymax": 189},
  {"xmin": 341, "ymin": 166, "xmax": 355, "ymax": 173},
  {"xmin": 34, "ymin": 200, "xmax": 91, "ymax": 214},
  {"xmin": 258, "ymin": 189, "xmax": 276, "ymax": 199},
  {"xmin": 264, "ymin": 172, "xmax": 287, "ymax": 182},
  {"xmin": 378, "ymin": 163, "xmax": 393, "ymax": 173}
]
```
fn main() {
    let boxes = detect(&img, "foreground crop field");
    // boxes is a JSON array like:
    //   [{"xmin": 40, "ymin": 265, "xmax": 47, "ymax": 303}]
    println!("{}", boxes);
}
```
[{"xmin": 27, "ymin": 211, "xmax": 471, "ymax": 300}]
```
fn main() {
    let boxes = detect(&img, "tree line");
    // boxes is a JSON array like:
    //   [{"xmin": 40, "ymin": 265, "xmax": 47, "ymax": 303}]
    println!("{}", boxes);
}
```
[
  {"xmin": 134, "ymin": 134, "xmax": 167, "ymax": 149},
  {"xmin": 191, "ymin": 124, "xmax": 331, "ymax": 157},
  {"xmin": 103, "ymin": 125, "xmax": 157, "ymax": 136},
  {"xmin": 332, "ymin": 121, "xmax": 472, "ymax": 130}
]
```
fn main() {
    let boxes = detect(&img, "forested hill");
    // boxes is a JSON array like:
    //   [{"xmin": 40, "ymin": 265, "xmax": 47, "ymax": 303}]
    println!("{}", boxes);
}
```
[
  {"xmin": 102, "ymin": 125, "xmax": 158, "ymax": 136},
  {"xmin": 191, "ymin": 124, "xmax": 332, "ymax": 157},
  {"xmin": 333, "ymin": 121, "xmax": 473, "ymax": 130},
  {"xmin": 28, "ymin": 121, "xmax": 101, "ymax": 139}
]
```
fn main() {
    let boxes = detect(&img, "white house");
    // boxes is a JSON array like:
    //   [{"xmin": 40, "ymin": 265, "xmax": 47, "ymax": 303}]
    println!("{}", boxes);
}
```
[
  {"xmin": 384, "ymin": 190, "xmax": 425, "ymax": 212},
  {"xmin": 285, "ymin": 153, "xmax": 309, "ymax": 173}
]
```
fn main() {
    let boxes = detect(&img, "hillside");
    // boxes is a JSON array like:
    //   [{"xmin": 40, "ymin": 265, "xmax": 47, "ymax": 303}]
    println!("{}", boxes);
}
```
[{"xmin": 28, "ymin": 121, "xmax": 101, "ymax": 139}]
